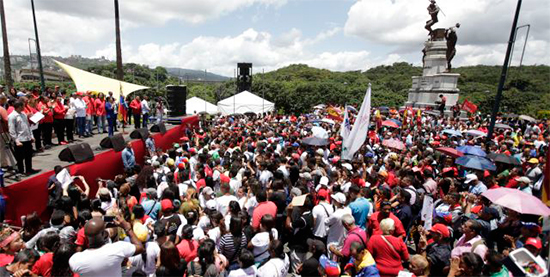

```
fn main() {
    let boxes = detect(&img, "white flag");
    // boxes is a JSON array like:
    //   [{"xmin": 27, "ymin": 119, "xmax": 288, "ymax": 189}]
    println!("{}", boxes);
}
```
[
  {"xmin": 340, "ymin": 105, "xmax": 351, "ymax": 140},
  {"xmin": 342, "ymin": 84, "xmax": 372, "ymax": 160}
]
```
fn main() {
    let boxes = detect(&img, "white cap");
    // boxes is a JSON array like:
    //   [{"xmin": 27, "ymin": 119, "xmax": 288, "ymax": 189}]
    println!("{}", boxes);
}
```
[
  {"xmin": 319, "ymin": 176, "xmax": 329, "ymax": 186},
  {"xmin": 202, "ymin": 187, "xmax": 214, "ymax": 195},
  {"xmin": 316, "ymin": 149, "xmax": 324, "ymax": 156},
  {"xmin": 342, "ymin": 163, "xmax": 353, "ymax": 171},
  {"xmin": 331, "ymin": 192, "xmax": 346, "ymax": 204},
  {"xmin": 464, "ymin": 174, "xmax": 478, "ymax": 184},
  {"xmin": 517, "ymin": 176, "xmax": 531, "ymax": 184}
]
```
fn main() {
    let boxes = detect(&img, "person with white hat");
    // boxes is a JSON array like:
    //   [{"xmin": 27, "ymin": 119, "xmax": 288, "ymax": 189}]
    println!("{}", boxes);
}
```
[
  {"xmin": 465, "ymin": 173, "xmax": 486, "ymax": 195},
  {"xmin": 516, "ymin": 176, "xmax": 532, "ymax": 195},
  {"xmin": 325, "ymin": 192, "xmax": 351, "ymax": 256}
]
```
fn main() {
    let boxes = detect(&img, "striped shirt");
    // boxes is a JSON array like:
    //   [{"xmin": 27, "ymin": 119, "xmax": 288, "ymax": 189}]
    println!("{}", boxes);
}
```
[{"xmin": 218, "ymin": 233, "xmax": 247, "ymax": 264}]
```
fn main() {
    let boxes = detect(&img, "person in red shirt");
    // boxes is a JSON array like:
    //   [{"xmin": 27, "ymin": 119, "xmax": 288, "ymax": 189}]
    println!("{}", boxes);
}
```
[
  {"xmin": 367, "ymin": 217, "xmax": 409, "ymax": 277},
  {"xmin": 95, "ymin": 93, "xmax": 107, "ymax": 134},
  {"xmin": 129, "ymin": 96, "xmax": 142, "ymax": 129},
  {"xmin": 0, "ymin": 228, "xmax": 26, "ymax": 267},
  {"xmin": 31, "ymin": 231, "xmax": 59, "ymax": 277},
  {"xmin": 83, "ymin": 92, "xmax": 95, "ymax": 136},
  {"xmin": 53, "ymin": 95, "xmax": 67, "ymax": 145},
  {"xmin": 27, "ymin": 97, "xmax": 43, "ymax": 152},
  {"xmin": 177, "ymin": 225, "xmax": 199, "ymax": 263},
  {"xmin": 37, "ymin": 96, "xmax": 54, "ymax": 148},
  {"xmin": 251, "ymin": 190, "xmax": 277, "ymax": 231},
  {"xmin": 368, "ymin": 201, "xmax": 406, "ymax": 238}
]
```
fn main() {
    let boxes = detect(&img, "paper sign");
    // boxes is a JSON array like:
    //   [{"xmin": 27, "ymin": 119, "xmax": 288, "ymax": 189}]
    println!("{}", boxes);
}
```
[
  {"xmin": 29, "ymin": 112, "xmax": 44, "ymax": 124},
  {"xmin": 291, "ymin": 194, "xmax": 307, "ymax": 207}
]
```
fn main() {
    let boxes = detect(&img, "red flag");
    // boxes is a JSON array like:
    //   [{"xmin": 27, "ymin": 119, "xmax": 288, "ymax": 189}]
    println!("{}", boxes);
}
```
[
  {"xmin": 327, "ymin": 106, "xmax": 344, "ymax": 121},
  {"xmin": 461, "ymin": 99, "xmax": 478, "ymax": 113},
  {"xmin": 542, "ymin": 149, "xmax": 550, "ymax": 205}
]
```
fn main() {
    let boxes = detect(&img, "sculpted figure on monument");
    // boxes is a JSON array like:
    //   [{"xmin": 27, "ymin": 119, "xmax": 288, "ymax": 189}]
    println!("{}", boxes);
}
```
[
  {"xmin": 445, "ymin": 23, "xmax": 460, "ymax": 72},
  {"xmin": 425, "ymin": 0, "xmax": 439, "ymax": 36}
]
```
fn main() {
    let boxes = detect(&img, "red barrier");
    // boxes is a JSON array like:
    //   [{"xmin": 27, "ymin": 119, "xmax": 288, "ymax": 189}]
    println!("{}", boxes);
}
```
[{"xmin": 1, "ymin": 124, "xmax": 185, "ymax": 226}]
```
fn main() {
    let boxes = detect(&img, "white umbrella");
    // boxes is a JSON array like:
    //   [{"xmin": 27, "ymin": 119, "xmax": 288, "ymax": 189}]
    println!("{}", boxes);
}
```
[
  {"xmin": 464, "ymin": 130, "xmax": 487, "ymax": 137},
  {"xmin": 519, "ymin": 115, "xmax": 536, "ymax": 122},
  {"xmin": 311, "ymin": 126, "xmax": 329, "ymax": 139},
  {"xmin": 321, "ymin": 118, "xmax": 335, "ymax": 125}
]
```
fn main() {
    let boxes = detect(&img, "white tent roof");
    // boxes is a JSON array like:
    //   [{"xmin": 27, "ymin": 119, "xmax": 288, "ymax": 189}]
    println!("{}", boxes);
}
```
[
  {"xmin": 217, "ymin": 90, "xmax": 274, "ymax": 115},
  {"xmin": 186, "ymin": 97, "xmax": 218, "ymax": 115},
  {"xmin": 54, "ymin": 60, "xmax": 149, "ymax": 100}
]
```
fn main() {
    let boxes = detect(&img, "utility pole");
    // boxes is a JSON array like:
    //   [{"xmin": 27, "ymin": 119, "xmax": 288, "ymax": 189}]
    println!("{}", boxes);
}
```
[
  {"xmin": 486, "ymin": 0, "xmax": 522, "ymax": 145},
  {"xmin": 0, "ymin": 0, "xmax": 13, "ymax": 90},
  {"xmin": 114, "ymin": 0, "xmax": 123, "ymax": 81},
  {"xmin": 30, "ymin": 0, "xmax": 45, "ymax": 93}
]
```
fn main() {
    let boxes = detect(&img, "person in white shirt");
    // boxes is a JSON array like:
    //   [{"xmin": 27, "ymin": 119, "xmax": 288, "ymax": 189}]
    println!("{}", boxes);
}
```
[
  {"xmin": 69, "ymin": 217, "xmax": 144, "ymax": 277},
  {"xmin": 8, "ymin": 101, "xmax": 36, "ymax": 175},
  {"xmin": 73, "ymin": 93, "xmax": 87, "ymax": 137},
  {"xmin": 312, "ymin": 184, "xmax": 334, "ymax": 241},
  {"xmin": 228, "ymin": 250, "xmax": 258, "ymax": 277},
  {"xmin": 257, "ymin": 240, "xmax": 290, "ymax": 277},
  {"xmin": 141, "ymin": 95, "xmax": 150, "ymax": 128},
  {"xmin": 216, "ymin": 183, "xmax": 238, "ymax": 216},
  {"xmin": 249, "ymin": 214, "xmax": 278, "ymax": 263},
  {"xmin": 325, "ymin": 192, "xmax": 352, "ymax": 254}
]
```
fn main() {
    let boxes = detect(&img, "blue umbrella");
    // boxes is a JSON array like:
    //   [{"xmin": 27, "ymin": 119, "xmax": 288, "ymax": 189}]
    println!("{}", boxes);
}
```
[
  {"xmin": 389, "ymin": 118, "xmax": 403, "ymax": 126},
  {"xmin": 456, "ymin": 145, "xmax": 487, "ymax": 157},
  {"xmin": 442, "ymin": 129, "xmax": 462, "ymax": 137},
  {"xmin": 455, "ymin": 155, "xmax": 496, "ymax": 171}
]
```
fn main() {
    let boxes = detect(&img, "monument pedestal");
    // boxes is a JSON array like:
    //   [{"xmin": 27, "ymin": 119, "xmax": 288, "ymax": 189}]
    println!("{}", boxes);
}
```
[{"xmin": 405, "ymin": 30, "xmax": 460, "ymax": 111}]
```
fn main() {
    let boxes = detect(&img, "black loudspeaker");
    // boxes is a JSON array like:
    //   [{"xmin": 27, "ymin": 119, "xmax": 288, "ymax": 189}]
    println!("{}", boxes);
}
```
[
  {"xmin": 237, "ymin": 62, "xmax": 252, "ymax": 92},
  {"xmin": 166, "ymin": 85, "xmax": 187, "ymax": 116},
  {"xmin": 100, "ymin": 134, "xmax": 126, "ymax": 152},
  {"xmin": 130, "ymin": 128, "xmax": 150, "ymax": 141},
  {"xmin": 58, "ymin": 143, "xmax": 94, "ymax": 164},
  {"xmin": 150, "ymin": 122, "xmax": 167, "ymax": 134}
]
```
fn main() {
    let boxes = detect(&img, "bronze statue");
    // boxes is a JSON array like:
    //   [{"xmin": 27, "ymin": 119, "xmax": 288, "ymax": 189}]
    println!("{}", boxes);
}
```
[
  {"xmin": 425, "ymin": 0, "xmax": 439, "ymax": 36},
  {"xmin": 445, "ymin": 23, "xmax": 460, "ymax": 72}
]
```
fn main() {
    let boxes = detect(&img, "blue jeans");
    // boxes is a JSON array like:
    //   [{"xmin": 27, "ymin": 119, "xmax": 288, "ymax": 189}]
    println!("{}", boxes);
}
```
[
  {"xmin": 85, "ymin": 116, "xmax": 93, "ymax": 135},
  {"xmin": 107, "ymin": 117, "xmax": 115, "ymax": 136},
  {"xmin": 142, "ymin": 113, "xmax": 149, "ymax": 128},
  {"xmin": 97, "ymin": 115, "xmax": 106, "ymax": 133},
  {"xmin": 76, "ymin": 117, "xmax": 86, "ymax": 136}
]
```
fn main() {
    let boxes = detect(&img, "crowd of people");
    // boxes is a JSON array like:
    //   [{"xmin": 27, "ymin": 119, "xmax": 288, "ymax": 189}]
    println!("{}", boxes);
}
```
[
  {"xmin": 0, "ymin": 97, "xmax": 549, "ymax": 277},
  {"xmin": 0, "ymin": 85, "xmax": 164, "ymax": 176}
]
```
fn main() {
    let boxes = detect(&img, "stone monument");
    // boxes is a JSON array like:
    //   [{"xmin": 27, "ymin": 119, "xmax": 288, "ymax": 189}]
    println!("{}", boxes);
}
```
[{"xmin": 406, "ymin": 0, "xmax": 460, "ymax": 111}]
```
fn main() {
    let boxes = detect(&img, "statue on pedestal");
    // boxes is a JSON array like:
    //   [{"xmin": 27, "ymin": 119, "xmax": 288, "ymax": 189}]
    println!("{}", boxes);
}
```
[
  {"xmin": 445, "ymin": 23, "xmax": 460, "ymax": 72},
  {"xmin": 425, "ymin": 0, "xmax": 439, "ymax": 37}
]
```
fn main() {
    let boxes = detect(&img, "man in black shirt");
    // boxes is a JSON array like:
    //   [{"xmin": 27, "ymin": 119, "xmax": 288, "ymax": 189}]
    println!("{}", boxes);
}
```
[
  {"xmin": 286, "ymin": 194, "xmax": 314, "ymax": 274},
  {"xmin": 418, "ymin": 223, "xmax": 452, "ymax": 277}
]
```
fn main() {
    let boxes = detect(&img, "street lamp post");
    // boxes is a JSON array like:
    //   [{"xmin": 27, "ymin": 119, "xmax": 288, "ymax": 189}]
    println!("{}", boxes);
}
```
[{"xmin": 30, "ymin": 0, "xmax": 45, "ymax": 93}]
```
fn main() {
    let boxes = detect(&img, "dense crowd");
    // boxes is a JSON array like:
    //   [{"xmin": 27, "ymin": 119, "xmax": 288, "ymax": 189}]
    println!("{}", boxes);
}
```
[
  {"xmin": 0, "ymin": 93, "xmax": 548, "ymax": 277},
  {"xmin": 0, "ymin": 85, "xmax": 163, "ymax": 176}
]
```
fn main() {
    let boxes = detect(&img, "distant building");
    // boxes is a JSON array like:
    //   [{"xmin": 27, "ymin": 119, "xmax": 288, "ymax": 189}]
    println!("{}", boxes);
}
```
[{"xmin": 14, "ymin": 68, "xmax": 69, "ymax": 82}]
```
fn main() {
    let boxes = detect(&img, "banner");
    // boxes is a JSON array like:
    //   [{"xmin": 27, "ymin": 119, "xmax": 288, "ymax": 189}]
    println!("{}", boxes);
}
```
[
  {"xmin": 462, "ymin": 99, "xmax": 478, "ymax": 113},
  {"xmin": 327, "ymin": 106, "xmax": 343, "ymax": 122},
  {"xmin": 342, "ymin": 84, "xmax": 372, "ymax": 160},
  {"xmin": 340, "ymin": 105, "xmax": 351, "ymax": 140}
]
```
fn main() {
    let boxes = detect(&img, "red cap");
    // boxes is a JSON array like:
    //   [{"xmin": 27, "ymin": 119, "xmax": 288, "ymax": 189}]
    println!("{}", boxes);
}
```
[
  {"xmin": 220, "ymin": 174, "xmax": 230, "ymax": 184},
  {"xmin": 292, "ymin": 153, "xmax": 300, "ymax": 160},
  {"xmin": 161, "ymin": 199, "xmax": 174, "ymax": 211},
  {"xmin": 180, "ymin": 136, "xmax": 189, "ymax": 142},
  {"xmin": 335, "ymin": 141, "xmax": 342, "ymax": 145},
  {"xmin": 177, "ymin": 163, "xmax": 185, "ymax": 169},
  {"xmin": 525, "ymin": 237, "xmax": 542, "ymax": 249},
  {"xmin": 429, "ymin": 223, "xmax": 450, "ymax": 238}
]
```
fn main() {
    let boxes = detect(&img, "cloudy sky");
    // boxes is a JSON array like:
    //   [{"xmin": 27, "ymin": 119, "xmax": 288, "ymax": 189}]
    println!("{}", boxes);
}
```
[{"xmin": 2, "ymin": 0, "xmax": 549, "ymax": 76}]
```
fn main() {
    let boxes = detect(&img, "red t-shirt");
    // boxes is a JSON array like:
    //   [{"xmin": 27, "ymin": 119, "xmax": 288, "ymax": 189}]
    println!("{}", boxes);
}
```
[
  {"xmin": 75, "ymin": 227, "xmax": 89, "ymax": 248},
  {"xmin": 53, "ymin": 100, "xmax": 66, "ymax": 119},
  {"xmin": 251, "ymin": 201, "xmax": 277, "ymax": 229},
  {"xmin": 367, "ymin": 235, "xmax": 409, "ymax": 276},
  {"xmin": 177, "ymin": 239, "xmax": 199, "ymax": 262},
  {"xmin": 506, "ymin": 176, "xmax": 519, "ymax": 188},
  {"xmin": 37, "ymin": 102, "xmax": 54, "ymax": 123},
  {"xmin": 32, "ymin": 252, "xmax": 53, "ymax": 277},
  {"xmin": 95, "ymin": 99, "xmax": 106, "ymax": 116},
  {"xmin": 84, "ymin": 96, "xmax": 95, "ymax": 115},
  {"xmin": 195, "ymin": 179, "xmax": 206, "ymax": 191},
  {"xmin": 0, "ymin": 254, "xmax": 14, "ymax": 267},
  {"xmin": 130, "ymin": 99, "xmax": 141, "ymax": 114},
  {"xmin": 368, "ymin": 212, "xmax": 406, "ymax": 238}
]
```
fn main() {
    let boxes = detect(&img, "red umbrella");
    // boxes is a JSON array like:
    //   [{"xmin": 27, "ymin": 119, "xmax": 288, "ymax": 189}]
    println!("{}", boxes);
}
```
[
  {"xmin": 382, "ymin": 120, "xmax": 399, "ymax": 128},
  {"xmin": 436, "ymin": 147, "xmax": 464, "ymax": 158},
  {"xmin": 382, "ymin": 138, "xmax": 405, "ymax": 150}
]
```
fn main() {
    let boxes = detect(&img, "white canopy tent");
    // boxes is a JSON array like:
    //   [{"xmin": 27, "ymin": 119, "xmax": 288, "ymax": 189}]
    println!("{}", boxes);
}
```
[
  {"xmin": 186, "ymin": 96, "xmax": 218, "ymax": 115},
  {"xmin": 54, "ymin": 60, "xmax": 149, "ymax": 100},
  {"xmin": 217, "ymin": 90, "xmax": 274, "ymax": 115}
]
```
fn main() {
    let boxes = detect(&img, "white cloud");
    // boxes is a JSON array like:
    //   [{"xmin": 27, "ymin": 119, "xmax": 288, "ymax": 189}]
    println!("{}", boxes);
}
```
[{"xmin": 93, "ymin": 28, "xmax": 394, "ymax": 76}]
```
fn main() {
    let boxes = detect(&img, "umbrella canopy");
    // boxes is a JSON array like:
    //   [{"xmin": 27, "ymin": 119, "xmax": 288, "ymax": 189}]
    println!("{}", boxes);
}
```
[
  {"xmin": 382, "ymin": 139, "xmax": 405, "ymax": 150},
  {"xmin": 464, "ymin": 130, "xmax": 487, "ymax": 137},
  {"xmin": 442, "ymin": 129, "xmax": 462, "ymax": 137},
  {"xmin": 389, "ymin": 118, "xmax": 403, "ymax": 126},
  {"xmin": 436, "ymin": 147, "xmax": 464, "ymax": 158},
  {"xmin": 455, "ymin": 155, "xmax": 496, "ymax": 171},
  {"xmin": 382, "ymin": 120, "xmax": 399, "ymax": 128},
  {"xmin": 519, "ymin": 115, "xmax": 536, "ymax": 122},
  {"xmin": 503, "ymin": 113, "xmax": 518, "ymax": 119},
  {"xmin": 486, "ymin": 153, "xmax": 521, "ymax": 166},
  {"xmin": 313, "ymin": 104, "xmax": 326, "ymax": 110},
  {"xmin": 321, "ymin": 118, "xmax": 335, "ymax": 125},
  {"xmin": 302, "ymin": 137, "xmax": 329, "ymax": 146},
  {"xmin": 482, "ymin": 188, "xmax": 550, "ymax": 216},
  {"xmin": 456, "ymin": 145, "xmax": 487, "ymax": 157},
  {"xmin": 494, "ymin": 123, "xmax": 512, "ymax": 130}
]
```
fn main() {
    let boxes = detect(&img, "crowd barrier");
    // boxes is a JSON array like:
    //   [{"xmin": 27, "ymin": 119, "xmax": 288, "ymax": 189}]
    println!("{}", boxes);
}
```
[{"xmin": 1, "ymin": 115, "xmax": 198, "ymax": 226}]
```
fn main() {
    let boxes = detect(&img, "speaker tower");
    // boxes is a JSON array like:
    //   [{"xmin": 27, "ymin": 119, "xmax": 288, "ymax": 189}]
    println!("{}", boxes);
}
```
[
  {"xmin": 166, "ymin": 85, "xmax": 187, "ymax": 116},
  {"xmin": 237, "ymin": 63, "xmax": 252, "ymax": 92}
]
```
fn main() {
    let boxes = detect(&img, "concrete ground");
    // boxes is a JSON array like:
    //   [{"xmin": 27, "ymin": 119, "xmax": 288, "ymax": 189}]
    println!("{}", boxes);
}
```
[{"xmin": 3, "ymin": 123, "xmax": 175, "ymax": 186}]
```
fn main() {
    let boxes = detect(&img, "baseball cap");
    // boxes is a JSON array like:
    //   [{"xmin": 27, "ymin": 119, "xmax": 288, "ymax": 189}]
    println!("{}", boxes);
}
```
[
  {"xmin": 429, "ymin": 223, "xmax": 450, "ymax": 238},
  {"xmin": 464, "ymin": 174, "xmax": 478, "ymax": 184},
  {"xmin": 525, "ymin": 237, "xmax": 542, "ymax": 249},
  {"xmin": 319, "ymin": 254, "xmax": 340, "ymax": 277},
  {"xmin": 202, "ymin": 187, "xmax": 214, "ymax": 195},
  {"xmin": 219, "ymin": 174, "xmax": 230, "ymax": 184},
  {"xmin": 330, "ymin": 192, "xmax": 346, "ymax": 204},
  {"xmin": 290, "ymin": 187, "xmax": 302, "ymax": 197},
  {"xmin": 299, "ymin": 172, "xmax": 312, "ymax": 180},
  {"xmin": 319, "ymin": 176, "xmax": 329, "ymax": 186},
  {"xmin": 206, "ymin": 200, "xmax": 217, "ymax": 210},
  {"xmin": 517, "ymin": 176, "xmax": 531, "ymax": 184},
  {"xmin": 342, "ymin": 163, "xmax": 352, "ymax": 171},
  {"xmin": 161, "ymin": 199, "xmax": 173, "ymax": 211}
]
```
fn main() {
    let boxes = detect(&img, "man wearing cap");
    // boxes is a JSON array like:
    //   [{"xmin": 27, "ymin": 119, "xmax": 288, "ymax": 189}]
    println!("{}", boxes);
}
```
[
  {"xmin": 465, "ymin": 174, "xmax": 487, "ymax": 195},
  {"xmin": 525, "ymin": 158, "xmax": 542, "ymax": 196},
  {"xmin": 312, "ymin": 184, "xmax": 334, "ymax": 243},
  {"xmin": 141, "ymin": 188, "xmax": 161, "ymax": 220},
  {"xmin": 326, "ymin": 192, "xmax": 352, "ymax": 255},
  {"xmin": 417, "ymin": 223, "xmax": 451, "ymax": 277},
  {"xmin": 523, "ymin": 237, "xmax": 547, "ymax": 268},
  {"xmin": 158, "ymin": 199, "xmax": 187, "ymax": 237},
  {"xmin": 516, "ymin": 176, "xmax": 532, "ymax": 195}
]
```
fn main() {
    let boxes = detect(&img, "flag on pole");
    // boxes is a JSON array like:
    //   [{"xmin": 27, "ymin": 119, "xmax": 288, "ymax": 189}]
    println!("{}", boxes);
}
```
[
  {"xmin": 342, "ymin": 84, "xmax": 372, "ymax": 160},
  {"xmin": 118, "ymin": 83, "xmax": 128, "ymax": 123},
  {"xmin": 327, "ymin": 106, "xmax": 344, "ymax": 122},
  {"xmin": 340, "ymin": 105, "xmax": 351, "ymax": 140},
  {"xmin": 461, "ymin": 99, "xmax": 478, "ymax": 113}
]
